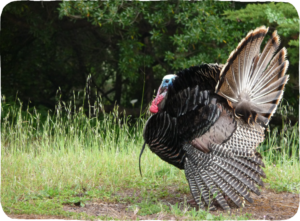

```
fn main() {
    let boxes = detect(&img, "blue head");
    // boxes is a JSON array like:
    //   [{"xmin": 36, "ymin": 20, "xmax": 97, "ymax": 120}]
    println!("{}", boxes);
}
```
[
  {"xmin": 160, "ymin": 74, "xmax": 177, "ymax": 93},
  {"xmin": 150, "ymin": 74, "xmax": 177, "ymax": 114}
]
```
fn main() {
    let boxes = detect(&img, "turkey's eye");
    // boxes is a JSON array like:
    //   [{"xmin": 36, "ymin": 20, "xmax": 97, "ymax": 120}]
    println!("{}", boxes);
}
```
[{"xmin": 165, "ymin": 80, "xmax": 169, "ymax": 83}]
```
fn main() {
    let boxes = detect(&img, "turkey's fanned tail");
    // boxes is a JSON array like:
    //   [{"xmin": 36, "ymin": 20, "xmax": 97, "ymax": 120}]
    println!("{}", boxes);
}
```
[
  {"xmin": 215, "ymin": 26, "xmax": 289, "ymax": 125},
  {"xmin": 184, "ymin": 120, "xmax": 265, "ymax": 210}
]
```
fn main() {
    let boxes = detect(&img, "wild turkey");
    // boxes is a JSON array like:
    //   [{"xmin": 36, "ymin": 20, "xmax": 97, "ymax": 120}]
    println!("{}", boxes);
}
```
[{"xmin": 141, "ymin": 26, "xmax": 289, "ymax": 210}]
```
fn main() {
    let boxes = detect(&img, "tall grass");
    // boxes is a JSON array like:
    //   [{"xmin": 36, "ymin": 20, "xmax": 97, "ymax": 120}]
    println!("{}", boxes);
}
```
[
  {"xmin": 1, "ymin": 96, "xmax": 186, "ymax": 210},
  {"xmin": 1, "ymin": 94, "xmax": 299, "ymax": 218},
  {"xmin": 2, "ymin": 95, "xmax": 143, "ymax": 155}
]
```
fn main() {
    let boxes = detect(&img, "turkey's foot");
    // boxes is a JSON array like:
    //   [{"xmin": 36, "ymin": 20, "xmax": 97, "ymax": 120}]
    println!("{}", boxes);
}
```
[{"xmin": 187, "ymin": 199, "xmax": 198, "ymax": 207}]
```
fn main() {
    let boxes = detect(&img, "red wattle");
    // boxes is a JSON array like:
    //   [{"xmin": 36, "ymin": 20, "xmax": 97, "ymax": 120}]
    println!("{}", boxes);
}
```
[
  {"xmin": 149, "ymin": 104, "xmax": 158, "ymax": 113},
  {"xmin": 149, "ymin": 94, "xmax": 165, "ymax": 114}
]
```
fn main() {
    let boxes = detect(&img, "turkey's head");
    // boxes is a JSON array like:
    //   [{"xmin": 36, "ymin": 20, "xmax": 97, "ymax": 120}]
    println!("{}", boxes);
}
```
[{"xmin": 150, "ymin": 74, "xmax": 177, "ymax": 114}]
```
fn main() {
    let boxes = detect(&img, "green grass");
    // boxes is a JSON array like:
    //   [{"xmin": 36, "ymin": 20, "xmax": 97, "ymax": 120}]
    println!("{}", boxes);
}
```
[{"xmin": 1, "ymin": 98, "xmax": 299, "ymax": 220}]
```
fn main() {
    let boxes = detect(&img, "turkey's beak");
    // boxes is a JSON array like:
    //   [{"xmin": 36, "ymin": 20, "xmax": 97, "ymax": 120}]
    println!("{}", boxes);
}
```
[
  {"xmin": 159, "ymin": 85, "xmax": 167, "ymax": 94},
  {"xmin": 154, "ymin": 85, "xmax": 162, "ymax": 104},
  {"xmin": 155, "ymin": 85, "xmax": 161, "ymax": 105},
  {"xmin": 155, "ymin": 85, "xmax": 167, "ymax": 105}
]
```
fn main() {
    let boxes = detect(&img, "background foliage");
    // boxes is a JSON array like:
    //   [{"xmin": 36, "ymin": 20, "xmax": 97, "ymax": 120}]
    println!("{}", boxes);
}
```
[{"xmin": 1, "ymin": 0, "xmax": 299, "ymax": 117}]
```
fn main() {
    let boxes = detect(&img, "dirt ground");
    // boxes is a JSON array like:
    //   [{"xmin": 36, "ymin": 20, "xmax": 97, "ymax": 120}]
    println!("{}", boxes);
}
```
[{"xmin": 6, "ymin": 187, "xmax": 299, "ymax": 220}]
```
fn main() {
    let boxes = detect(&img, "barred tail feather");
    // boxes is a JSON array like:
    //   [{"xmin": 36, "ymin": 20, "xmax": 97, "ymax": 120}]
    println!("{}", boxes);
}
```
[
  {"xmin": 184, "ymin": 120, "xmax": 265, "ymax": 210},
  {"xmin": 184, "ymin": 161, "xmax": 206, "ymax": 209},
  {"xmin": 215, "ymin": 26, "xmax": 289, "ymax": 125}
]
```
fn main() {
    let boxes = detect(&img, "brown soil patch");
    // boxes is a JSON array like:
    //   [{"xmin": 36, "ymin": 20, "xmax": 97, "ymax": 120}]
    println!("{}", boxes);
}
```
[
  {"xmin": 63, "ymin": 202, "xmax": 169, "ymax": 220},
  {"xmin": 210, "ymin": 188, "xmax": 299, "ymax": 220},
  {"xmin": 63, "ymin": 187, "xmax": 299, "ymax": 220},
  {"xmin": 6, "ymin": 214, "xmax": 73, "ymax": 220},
  {"xmin": 6, "ymin": 187, "xmax": 299, "ymax": 220}
]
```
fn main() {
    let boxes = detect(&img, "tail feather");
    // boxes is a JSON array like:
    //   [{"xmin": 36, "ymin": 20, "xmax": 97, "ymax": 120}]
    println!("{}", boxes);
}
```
[
  {"xmin": 184, "ymin": 147, "xmax": 260, "ymax": 209},
  {"xmin": 207, "ymin": 168, "xmax": 242, "ymax": 207},
  {"xmin": 183, "ymin": 120, "xmax": 265, "ymax": 209},
  {"xmin": 265, "ymin": 47, "xmax": 287, "ymax": 74},
  {"xmin": 201, "ymin": 169, "xmax": 230, "ymax": 210},
  {"xmin": 189, "ymin": 157, "xmax": 231, "ymax": 210},
  {"xmin": 214, "ymin": 157, "xmax": 261, "ymax": 195},
  {"xmin": 193, "ymin": 172, "xmax": 217, "ymax": 210},
  {"xmin": 231, "ymin": 148, "xmax": 255, "ymax": 157},
  {"xmin": 253, "ymin": 48, "xmax": 287, "ymax": 92},
  {"xmin": 184, "ymin": 160, "xmax": 205, "ymax": 209},
  {"xmin": 253, "ymin": 91, "xmax": 284, "ymax": 104},
  {"xmin": 185, "ymin": 159, "xmax": 217, "ymax": 210},
  {"xmin": 234, "ymin": 157, "xmax": 266, "ymax": 178},
  {"xmin": 222, "ymin": 157, "xmax": 264, "ymax": 187},
  {"xmin": 245, "ymin": 152, "xmax": 265, "ymax": 168},
  {"xmin": 256, "ymin": 114, "xmax": 270, "ymax": 126},
  {"xmin": 253, "ymin": 74, "xmax": 289, "ymax": 101},
  {"xmin": 249, "ymin": 30, "xmax": 280, "ymax": 87},
  {"xmin": 211, "ymin": 163, "xmax": 253, "ymax": 204},
  {"xmin": 215, "ymin": 26, "xmax": 289, "ymax": 125}
]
